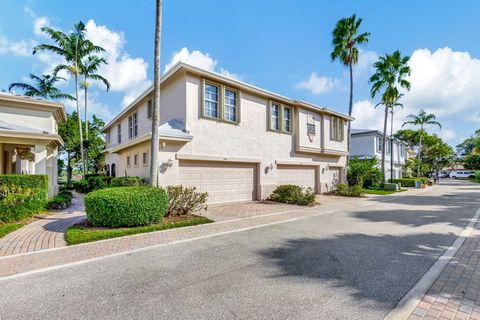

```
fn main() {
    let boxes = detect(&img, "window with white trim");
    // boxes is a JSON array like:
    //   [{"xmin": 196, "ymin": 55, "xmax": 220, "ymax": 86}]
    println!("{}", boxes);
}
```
[
  {"xmin": 127, "ymin": 156, "xmax": 131, "ymax": 167},
  {"xmin": 106, "ymin": 130, "xmax": 111, "ymax": 144},
  {"xmin": 224, "ymin": 89, "xmax": 237, "ymax": 122},
  {"xmin": 134, "ymin": 154, "xmax": 138, "ymax": 167},
  {"xmin": 128, "ymin": 112, "xmax": 138, "ymax": 139},
  {"xmin": 117, "ymin": 124, "xmax": 121, "ymax": 144},
  {"xmin": 142, "ymin": 152, "xmax": 148, "ymax": 166},
  {"xmin": 283, "ymin": 107, "xmax": 291, "ymax": 133},
  {"xmin": 271, "ymin": 103, "xmax": 280, "ymax": 131},
  {"xmin": 330, "ymin": 117, "xmax": 344, "ymax": 141},
  {"xmin": 204, "ymin": 83, "xmax": 219, "ymax": 118},
  {"xmin": 377, "ymin": 136, "xmax": 383, "ymax": 152}
]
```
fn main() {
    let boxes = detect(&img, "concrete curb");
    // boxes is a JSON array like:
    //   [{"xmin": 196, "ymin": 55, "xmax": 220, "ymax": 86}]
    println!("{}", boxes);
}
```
[{"xmin": 384, "ymin": 207, "xmax": 480, "ymax": 320}]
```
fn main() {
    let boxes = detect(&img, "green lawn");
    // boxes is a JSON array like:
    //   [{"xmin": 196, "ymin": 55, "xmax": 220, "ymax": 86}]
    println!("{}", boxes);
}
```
[
  {"xmin": 362, "ymin": 188, "xmax": 408, "ymax": 195},
  {"xmin": 0, "ymin": 222, "xmax": 24, "ymax": 239},
  {"xmin": 65, "ymin": 216, "xmax": 213, "ymax": 245}
]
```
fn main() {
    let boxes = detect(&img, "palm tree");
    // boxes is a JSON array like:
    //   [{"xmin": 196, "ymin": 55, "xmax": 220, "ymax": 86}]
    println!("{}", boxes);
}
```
[
  {"xmin": 370, "ymin": 50, "xmax": 411, "ymax": 182},
  {"xmin": 331, "ymin": 14, "xmax": 370, "ymax": 153},
  {"xmin": 33, "ymin": 21, "xmax": 105, "ymax": 178},
  {"xmin": 81, "ymin": 55, "xmax": 109, "ymax": 139},
  {"xmin": 402, "ymin": 109, "xmax": 442, "ymax": 177},
  {"xmin": 150, "ymin": 0, "xmax": 163, "ymax": 187},
  {"xmin": 9, "ymin": 73, "xmax": 74, "ymax": 100}
]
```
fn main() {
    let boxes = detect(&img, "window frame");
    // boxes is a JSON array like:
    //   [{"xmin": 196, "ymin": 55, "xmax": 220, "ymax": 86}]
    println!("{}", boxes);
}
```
[
  {"xmin": 106, "ymin": 130, "xmax": 111, "ymax": 144},
  {"xmin": 329, "ymin": 116, "xmax": 345, "ymax": 142},
  {"xmin": 134, "ymin": 153, "xmax": 139, "ymax": 167},
  {"xmin": 268, "ymin": 101, "xmax": 293, "ymax": 134},
  {"xmin": 201, "ymin": 79, "xmax": 241, "ymax": 124},
  {"xmin": 126, "ymin": 155, "xmax": 131, "ymax": 168},
  {"xmin": 117, "ymin": 124, "xmax": 122, "ymax": 144},
  {"xmin": 128, "ymin": 115, "xmax": 133, "ymax": 139},
  {"xmin": 142, "ymin": 151, "xmax": 148, "ymax": 167}
]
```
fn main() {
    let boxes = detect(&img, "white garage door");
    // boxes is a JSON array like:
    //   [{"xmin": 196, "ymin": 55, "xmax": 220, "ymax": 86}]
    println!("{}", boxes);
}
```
[
  {"xmin": 277, "ymin": 165, "xmax": 316, "ymax": 190},
  {"xmin": 178, "ymin": 161, "xmax": 257, "ymax": 204}
]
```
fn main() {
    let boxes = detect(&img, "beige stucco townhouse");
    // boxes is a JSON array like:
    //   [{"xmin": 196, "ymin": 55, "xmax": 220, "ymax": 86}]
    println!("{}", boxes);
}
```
[
  {"xmin": 103, "ymin": 63, "xmax": 353, "ymax": 204},
  {"xmin": 0, "ymin": 93, "xmax": 66, "ymax": 197}
]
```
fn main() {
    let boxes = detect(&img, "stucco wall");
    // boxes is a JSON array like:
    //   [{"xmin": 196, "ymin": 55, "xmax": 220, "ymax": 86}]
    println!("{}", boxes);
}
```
[
  {"xmin": 105, "ymin": 71, "xmax": 349, "ymax": 199},
  {"xmin": 0, "ymin": 105, "xmax": 56, "ymax": 133}
]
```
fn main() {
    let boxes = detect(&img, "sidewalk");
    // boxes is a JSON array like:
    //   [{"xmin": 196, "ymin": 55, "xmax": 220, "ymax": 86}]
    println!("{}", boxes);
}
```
[
  {"xmin": 0, "ymin": 193, "xmax": 86, "ymax": 256},
  {"xmin": 407, "ymin": 221, "xmax": 480, "ymax": 320}
]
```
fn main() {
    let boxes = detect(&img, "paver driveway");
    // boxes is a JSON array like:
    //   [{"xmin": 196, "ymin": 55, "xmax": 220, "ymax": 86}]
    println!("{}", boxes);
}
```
[{"xmin": 1, "ymin": 180, "xmax": 479, "ymax": 320}]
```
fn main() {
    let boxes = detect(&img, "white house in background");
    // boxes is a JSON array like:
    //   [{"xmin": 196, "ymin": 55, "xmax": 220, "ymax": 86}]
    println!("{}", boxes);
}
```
[
  {"xmin": 103, "ymin": 62, "xmax": 353, "ymax": 204},
  {"xmin": 0, "ymin": 93, "xmax": 66, "ymax": 197},
  {"xmin": 350, "ymin": 129, "xmax": 408, "ymax": 180}
]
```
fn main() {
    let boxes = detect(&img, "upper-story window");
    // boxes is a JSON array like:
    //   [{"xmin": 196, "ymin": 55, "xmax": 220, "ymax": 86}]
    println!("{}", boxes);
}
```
[
  {"xmin": 400, "ymin": 145, "xmax": 405, "ymax": 157},
  {"xmin": 117, "ymin": 124, "xmax": 122, "ymax": 144},
  {"xmin": 128, "ymin": 112, "xmax": 138, "ymax": 139},
  {"xmin": 269, "ymin": 101, "xmax": 292, "ymax": 134},
  {"xmin": 386, "ymin": 139, "xmax": 391, "ymax": 154},
  {"xmin": 377, "ymin": 136, "xmax": 383, "ymax": 152},
  {"xmin": 202, "ymin": 80, "xmax": 241, "ymax": 124},
  {"xmin": 224, "ymin": 89, "xmax": 237, "ymax": 122},
  {"xmin": 271, "ymin": 103, "xmax": 280, "ymax": 130},
  {"xmin": 147, "ymin": 99, "xmax": 153, "ymax": 119},
  {"xmin": 283, "ymin": 107, "xmax": 291, "ymax": 132},
  {"xmin": 204, "ymin": 83, "xmax": 219, "ymax": 118},
  {"xmin": 106, "ymin": 130, "xmax": 111, "ymax": 144},
  {"xmin": 330, "ymin": 117, "xmax": 344, "ymax": 141}
]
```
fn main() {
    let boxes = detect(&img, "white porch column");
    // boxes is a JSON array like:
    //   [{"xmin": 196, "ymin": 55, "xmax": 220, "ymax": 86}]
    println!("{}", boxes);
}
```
[
  {"xmin": 34, "ymin": 145, "xmax": 47, "ymax": 175},
  {"xmin": 14, "ymin": 150, "xmax": 23, "ymax": 174}
]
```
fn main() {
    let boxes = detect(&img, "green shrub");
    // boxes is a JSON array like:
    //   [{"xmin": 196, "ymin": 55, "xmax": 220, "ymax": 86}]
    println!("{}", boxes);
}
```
[
  {"xmin": 166, "ymin": 185, "xmax": 208, "ymax": 216},
  {"xmin": 0, "ymin": 174, "xmax": 48, "ymax": 222},
  {"xmin": 347, "ymin": 156, "xmax": 384, "ymax": 188},
  {"xmin": 389, "ymin": 178, "xmax": 428, "ymax": 187},
  {"xmin": 73, "ymin": 176, "xmax": 113, "ymax": 193},
  {"xmin": 110, "ymin": 176, "xmax": 145, "ymax": 187},
  {"xmin": 46, "ymin": 190, "xmax": 73, "ymax": 210},
  {"xmin": 336, "ymin": 184, "xmax": 364, "ymax": 197},
  {"xmin": 475, "ymin": 172, "xmax": 480, "ymax": 182},
  {"xmin": 270, "ymin": 185, "xmax": 316, "ymax": 206},
  {"xmin": 85, "ymin": 186, "xmax": 167, "ymax": 227}
]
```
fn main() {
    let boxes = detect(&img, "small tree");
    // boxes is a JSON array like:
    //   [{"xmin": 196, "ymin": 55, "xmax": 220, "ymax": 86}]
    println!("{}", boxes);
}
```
[{"xmin": 347, "ymin": 156, "xmax": 384, "ymax": 189}]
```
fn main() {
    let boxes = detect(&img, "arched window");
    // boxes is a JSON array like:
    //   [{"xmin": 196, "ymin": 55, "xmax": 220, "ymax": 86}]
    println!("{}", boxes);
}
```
[{"xmin": 111, "ymin": 163, "xmax": 116, "ymax": 177}]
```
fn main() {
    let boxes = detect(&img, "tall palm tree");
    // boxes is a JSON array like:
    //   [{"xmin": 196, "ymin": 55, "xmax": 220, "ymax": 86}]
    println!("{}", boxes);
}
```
[
  {"xmin": 33, "ymin": 21, "xmax": 105, "ymax": 178},
  {"xmin": 81, "ymin": 55, "xmax": 109, "ymax": 139},
  {"xmin": 9, "ymin": 73, "xmax": 74, "ymax": 100},
  {"xmin": 331, "ymin": 14, "xmax": 370, "ymax": 153},
  {"xmin": 370, "ymin": 50, "xmax": 411, "ymax": 182},
  {"xmin": 402, "ymin": 109, "xmax": 442, "ymax": 177},
  {"xmin": 150, "ymin": 0, "xmax": 163, "ymax": 187}
]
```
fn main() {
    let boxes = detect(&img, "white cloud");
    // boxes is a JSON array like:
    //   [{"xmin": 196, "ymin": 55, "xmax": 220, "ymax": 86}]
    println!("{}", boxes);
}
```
[
  {"xmin": 438, "ymin": 129, "xmax": 458, "ymax": 142},
  {"xmin": 356, "ymin": 49, "xmax": 379, "ymax": 76},
  {"xmin": 84, "ymin": 20, "xmax": 151, "ymax": 106},
  {"xmin": 24, "ymin": 6, "xmax": 50, "ymax": 36},
  {"xmin": 295, "ymin": 72, "xmax": 340, "ymax": 95},
  {"xmin": 0, "ymin": 36, "xmax": 30, "ymax": 57},
  {"xmin": 64, "ymin": 90, "xmax": 113, "ymax": 122},
  {"xmin": 403, "ymin": 47, "xmax": 480, "ymax": 117},
  {"xmin": 164, "ymin": 47, "xmax": 242, "ymax": 80}
]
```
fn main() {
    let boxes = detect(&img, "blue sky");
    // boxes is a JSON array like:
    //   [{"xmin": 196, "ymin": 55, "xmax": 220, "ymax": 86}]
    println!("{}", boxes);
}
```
[{"xmin": 1, "ymin": 0, "xmax": 479, "ymax": 147}]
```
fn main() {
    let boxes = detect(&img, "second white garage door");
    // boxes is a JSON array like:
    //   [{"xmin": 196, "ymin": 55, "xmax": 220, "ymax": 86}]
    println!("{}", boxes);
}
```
[
  {"xmin": 178, "ymin": 161, "xmax": 257, "ymax": 204},
  {"xmin": 277, "ymin": 165, "xmax": 316, "ymax": 190}
]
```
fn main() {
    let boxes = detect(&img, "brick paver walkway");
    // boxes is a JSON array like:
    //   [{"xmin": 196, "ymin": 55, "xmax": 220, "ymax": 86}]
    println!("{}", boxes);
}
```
[
  {"xmin": 0, "ymin": 193, "xmax": 86, "ymax": 257},
  {"xmin": 407, "ymin": 222, "xmax": 480, "ymax": 320},
  {"xmin": 0, "ymin": 193, "xmax": 371, "ymax": 278}
]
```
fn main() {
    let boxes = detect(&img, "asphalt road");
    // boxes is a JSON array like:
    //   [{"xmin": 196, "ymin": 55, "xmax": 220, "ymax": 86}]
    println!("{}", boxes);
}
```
[{"xmin": 1, "ymin": 180, "xmax": 479, "ymax": 320}]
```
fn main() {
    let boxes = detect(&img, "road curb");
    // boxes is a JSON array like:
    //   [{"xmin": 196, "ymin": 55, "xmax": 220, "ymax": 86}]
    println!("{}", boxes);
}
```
[{"xmin": 384, "ymin": 207, "xmax": 480, "ymax": 320}]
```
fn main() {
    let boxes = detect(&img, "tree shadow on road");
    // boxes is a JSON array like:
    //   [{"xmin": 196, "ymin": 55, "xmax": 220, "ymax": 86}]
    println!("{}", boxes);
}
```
[{"xmin": 258, "ymin": 232, "xmax": 458, "ymax": 306}]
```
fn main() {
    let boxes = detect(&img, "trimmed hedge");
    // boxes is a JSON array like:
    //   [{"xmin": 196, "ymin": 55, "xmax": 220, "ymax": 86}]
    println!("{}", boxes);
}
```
[
  {"xmin": 270, "ymin": 185, "xmax": 316, "ymax": 206},
  {"xmin": 85, "ymin": 187, "xmax": 168, "ymax": 227},
  {"xmin": 336, "ymin": 184, "xmax": 364, "ymax": 197},
  {"xmin": 73, "ymin": 176, "xmax": 144, "ymax": 193},
  {"xmin": 0, "ymin": 174, "xmax": 48, "ymax": 222},
  {"xmin": 389, "ymin": 177, "xmax": 428, "ymax": 187},
  {"xmin": 46, "ymin": 190, "xmax": 73, "ymax": 210}
]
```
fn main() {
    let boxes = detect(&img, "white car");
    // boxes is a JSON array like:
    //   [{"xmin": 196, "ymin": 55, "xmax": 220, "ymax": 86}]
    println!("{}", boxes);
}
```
[{"xmin": 449, "ymin": 171, "xmax": 475, "ymax": 179}]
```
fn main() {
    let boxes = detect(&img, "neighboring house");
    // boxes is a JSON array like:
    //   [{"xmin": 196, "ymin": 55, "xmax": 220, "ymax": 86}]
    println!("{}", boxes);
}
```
[
  {"xmin": 0, "ymin": 93, "xmax": 66, "ymax": 197},
  {"xmin": 350, "ymin": 129, "xmax": 408, "ymax": 180},
  {"xmin": 103, "ymin": 62, "xmax": 353, "ymax": 204}
]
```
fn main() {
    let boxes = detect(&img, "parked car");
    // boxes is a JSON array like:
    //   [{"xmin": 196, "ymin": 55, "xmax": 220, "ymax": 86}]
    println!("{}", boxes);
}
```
[
  {"xmin": 438, "ymin": 172, "xmax": 449, "ymax": 178},
  {"xmin": 449, "ymin": 171, "xmax": 475, "ymax": 179}
]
